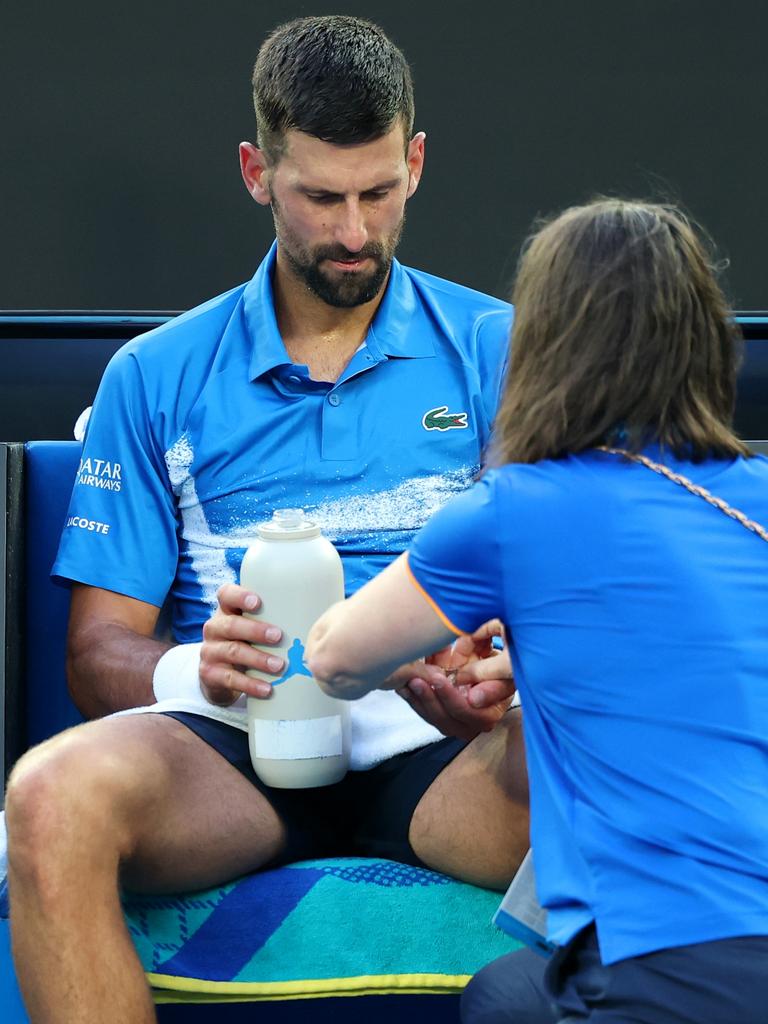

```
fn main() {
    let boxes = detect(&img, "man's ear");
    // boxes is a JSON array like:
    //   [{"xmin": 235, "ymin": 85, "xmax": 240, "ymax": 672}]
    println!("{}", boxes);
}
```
[
  {"xmin": 239, "ymin": 142, "xmax": 272, "ymax": 206},
  {"xmin": 405, "ymin": 131, "xmax": 426, "ymax": 199}
]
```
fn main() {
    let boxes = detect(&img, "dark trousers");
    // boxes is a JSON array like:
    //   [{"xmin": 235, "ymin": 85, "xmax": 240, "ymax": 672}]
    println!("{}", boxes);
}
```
[
  {"xmin": 546, "ymin": 925, "xmax": 768, "ymax": 1023},
  {"xmin": 461, "ymin": 927, "xmax": 768, "ymax": 1024},
  {"xmin": 460, "ymin": 947, "xmax": 557, "ymax": 1024}
]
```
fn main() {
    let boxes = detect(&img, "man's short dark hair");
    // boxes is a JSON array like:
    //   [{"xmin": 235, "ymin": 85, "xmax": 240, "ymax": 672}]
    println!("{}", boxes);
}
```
[{"xmin": 252, "ymin": 15, "xmax": 415, "ymax": 162}]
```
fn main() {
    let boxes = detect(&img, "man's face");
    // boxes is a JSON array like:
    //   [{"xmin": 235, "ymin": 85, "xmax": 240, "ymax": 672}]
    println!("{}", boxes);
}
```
[{"xmin": 264, "ymin": 125, "xmax": 422, "ymax": 308}]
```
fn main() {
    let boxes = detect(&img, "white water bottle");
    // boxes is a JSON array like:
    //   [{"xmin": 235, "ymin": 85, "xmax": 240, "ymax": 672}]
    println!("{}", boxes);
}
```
[{"xmin": 240, "ymin": 508, "xmax": 350, "ymax": 788}]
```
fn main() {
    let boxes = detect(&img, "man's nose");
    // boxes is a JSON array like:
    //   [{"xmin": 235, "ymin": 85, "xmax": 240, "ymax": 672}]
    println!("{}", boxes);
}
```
[{"xmin": 334, "ymin": 199, "xmax": 368, "ymax": 253}]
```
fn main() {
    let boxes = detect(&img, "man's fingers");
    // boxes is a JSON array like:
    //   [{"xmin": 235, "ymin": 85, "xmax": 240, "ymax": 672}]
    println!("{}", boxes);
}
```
[
  {"xmin": 201, "ymin": 639, "xmax": 284, "ymax": 677},
  {"xmin": 392, "ymin": 650, "xmax": 512, "ymax": 741},
  {"xmin": 202, "ymin": 610, "xmax": 282, "ymax": 646},
  {"xmin": 215, "ymin": 583, "xmax": 262, "ymax": 615},
  {"xmin": 400, "ymin": 677, "xmax": 453, "ymax": 723},
  {"xmin": 455, "ymin": 650, "xmax": 513, "ymax": 685},
  {"xmin": 401, "ymin": 676, "xmax": 499, "ymax": 740},
  {"xmin": 386, "ymin": 660, "xmax": 448, "ymax": 690},
  {"xmin": 466, "ymin": 679, "xmax": 516, "ymax": 709},
  {"xmin": 434, "ymin": 679, "xmax": 499, "ymax": 724},
  {"xmin": 199, "ymin": 660, "xmax": 273, "ymax": 701},
  {"xmin": 402, "ymin": 680, "xmax": 479, "ymax": 741}
]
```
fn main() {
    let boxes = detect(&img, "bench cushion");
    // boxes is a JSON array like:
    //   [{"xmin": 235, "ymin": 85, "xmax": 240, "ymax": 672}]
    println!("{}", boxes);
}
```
[{"xmin": 123, "ymin": 857, "xmax": 519, "ymax": 1003}]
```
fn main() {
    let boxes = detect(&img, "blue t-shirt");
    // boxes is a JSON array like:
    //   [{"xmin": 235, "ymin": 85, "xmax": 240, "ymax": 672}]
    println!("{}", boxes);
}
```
[
  {"xmin": 407, "ymin": 448, "xmax": 768, "ymax": 963},
  {"xmin": 53, "ymin": 242, "xmax": 511, "ymax": 643}
]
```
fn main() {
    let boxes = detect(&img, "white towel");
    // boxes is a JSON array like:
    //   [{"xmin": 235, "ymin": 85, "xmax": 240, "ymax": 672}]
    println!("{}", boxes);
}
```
[{"xmin": 113, "ymin": 642, "xmax": 443, "ymax": 770}]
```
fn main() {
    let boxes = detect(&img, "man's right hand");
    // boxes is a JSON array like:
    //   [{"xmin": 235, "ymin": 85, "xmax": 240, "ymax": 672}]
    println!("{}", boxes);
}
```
[{"xmin": 199, "ymin": 584, "xmax": 285, "ymax": 706}]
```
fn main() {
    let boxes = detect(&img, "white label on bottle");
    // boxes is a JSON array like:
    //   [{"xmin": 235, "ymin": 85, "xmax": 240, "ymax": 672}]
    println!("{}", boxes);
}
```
[{"xmin": 250, "ymin": 716, "xmax": 344, "ymax": 760}]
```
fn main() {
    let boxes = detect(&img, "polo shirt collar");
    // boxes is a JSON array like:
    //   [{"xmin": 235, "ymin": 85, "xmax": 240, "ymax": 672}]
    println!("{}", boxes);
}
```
[
  {"xmin": 243, "ymin": 241, "xmax": 435, "ymax": 381},
  {"xmin": 244, "ymin": 243, "xmax": 292, "ymax": 381},
  {"xmin": 366, "ymin": 258, "xmax": 435, "ymax": 359}
]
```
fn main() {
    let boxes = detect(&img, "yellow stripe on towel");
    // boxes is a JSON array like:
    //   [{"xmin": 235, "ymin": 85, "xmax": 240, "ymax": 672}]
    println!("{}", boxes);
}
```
[{"xmin": 148, "ymin": 971, "xmax": 472, "ymax": 1002}]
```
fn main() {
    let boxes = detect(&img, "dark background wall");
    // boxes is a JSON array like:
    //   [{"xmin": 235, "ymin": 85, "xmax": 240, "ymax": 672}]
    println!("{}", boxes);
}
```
[{"xmin": 2, "ymin": 0, "xmax": 767, "ymax": 311}]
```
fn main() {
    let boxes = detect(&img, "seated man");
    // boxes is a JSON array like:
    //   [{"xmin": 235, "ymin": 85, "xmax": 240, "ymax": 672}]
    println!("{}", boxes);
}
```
[{"xmin": 6, "ymin": 16, "xmax": 534, "ymax": 1024}]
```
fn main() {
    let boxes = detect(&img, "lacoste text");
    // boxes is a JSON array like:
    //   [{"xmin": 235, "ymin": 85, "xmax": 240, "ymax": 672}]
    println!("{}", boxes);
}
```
[{"xmin": 66, "ymin": 516, "xmax": 111, "ymax": 535}]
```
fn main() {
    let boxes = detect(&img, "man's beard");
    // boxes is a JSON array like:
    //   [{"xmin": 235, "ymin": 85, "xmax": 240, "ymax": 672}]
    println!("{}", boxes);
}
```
[{"xmin": 272, "ymin": 202, "xmax": 404, "ymax": 308}]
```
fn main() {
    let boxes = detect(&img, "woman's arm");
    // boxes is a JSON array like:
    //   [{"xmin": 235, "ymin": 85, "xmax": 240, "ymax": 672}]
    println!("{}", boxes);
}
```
[{"xmin": 306, "ymin": 553, "xmax": 457, "ymax": 700}]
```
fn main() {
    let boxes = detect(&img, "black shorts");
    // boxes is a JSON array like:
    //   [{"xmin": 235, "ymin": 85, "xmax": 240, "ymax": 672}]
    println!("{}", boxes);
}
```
[{"xmin": 162, "ymin": 711, "xmax": 466, "ymax": 869}]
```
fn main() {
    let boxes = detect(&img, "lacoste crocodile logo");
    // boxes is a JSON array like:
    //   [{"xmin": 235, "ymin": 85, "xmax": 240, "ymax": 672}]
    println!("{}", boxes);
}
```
[{"xmin": 422, "ymin": 406, "xmax": 469, "ymax": 431}]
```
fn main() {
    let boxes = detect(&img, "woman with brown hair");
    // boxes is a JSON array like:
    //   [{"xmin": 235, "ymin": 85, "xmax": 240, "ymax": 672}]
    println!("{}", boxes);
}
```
[{"xmin": 306, "ymin": 199, "xmax": 768, "ymax": 1023}]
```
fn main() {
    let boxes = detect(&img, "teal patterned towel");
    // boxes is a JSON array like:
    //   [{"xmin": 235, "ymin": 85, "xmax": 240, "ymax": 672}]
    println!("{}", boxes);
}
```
[{"xmin": 122, "ymin": 857, "xmax": 521, "ymax": 1002}]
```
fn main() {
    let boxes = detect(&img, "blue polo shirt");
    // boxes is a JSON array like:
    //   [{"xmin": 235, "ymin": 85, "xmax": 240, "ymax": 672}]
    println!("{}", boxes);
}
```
[
  {"xmin": 407, "ymin": 449, "xmax": 768, "ymax": 963},
  {"xmin": 53, "ymin": 242, "xmax": 511, "ymax": 643}
]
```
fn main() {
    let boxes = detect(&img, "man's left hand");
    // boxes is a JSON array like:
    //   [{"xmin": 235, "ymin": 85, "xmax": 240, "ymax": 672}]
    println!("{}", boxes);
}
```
[{"xmin": 394, "ymin": 620, "xmax": 516, "ymax": 741}]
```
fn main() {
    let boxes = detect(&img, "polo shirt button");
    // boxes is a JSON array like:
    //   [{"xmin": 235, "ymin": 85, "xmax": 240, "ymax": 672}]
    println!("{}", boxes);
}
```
[
  {"xmin": 328, "ymin": 393, "xmax": 341, "ymax": 407},
  {"xmin": 288, "ymin": 375, "xmax": 301, "ymax": 384}
]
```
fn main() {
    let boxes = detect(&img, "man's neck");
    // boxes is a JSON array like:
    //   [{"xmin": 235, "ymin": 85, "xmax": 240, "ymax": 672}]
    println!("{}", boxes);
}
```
[{"xmin": 272, "ymin": 256, "xmax": 389, "ymax": 383}]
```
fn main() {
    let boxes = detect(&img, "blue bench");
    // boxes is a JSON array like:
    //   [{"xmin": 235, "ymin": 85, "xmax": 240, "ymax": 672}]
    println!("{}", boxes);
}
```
[{"xmin": 1, "ymin": 440, "xmax": 518, "ymax": 1023}]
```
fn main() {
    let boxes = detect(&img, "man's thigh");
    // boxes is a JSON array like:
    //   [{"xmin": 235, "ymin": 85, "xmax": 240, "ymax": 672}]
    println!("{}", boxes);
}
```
[
  {"xmin": 10, "ymin": 712, "xmax": 287, "ymax": 893},
  {"xmin": 408, "ymin": 709, "xmax": 529, "ymax": 889}
]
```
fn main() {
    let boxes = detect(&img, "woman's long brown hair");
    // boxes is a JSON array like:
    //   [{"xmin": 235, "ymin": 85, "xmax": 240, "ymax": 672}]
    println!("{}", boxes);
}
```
[{"xmin": 489, "ymin": 199, "xmax": 749, "ymax": 466}]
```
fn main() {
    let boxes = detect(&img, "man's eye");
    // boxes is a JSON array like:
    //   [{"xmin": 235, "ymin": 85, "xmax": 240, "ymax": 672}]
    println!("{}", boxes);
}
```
[
  {"xmin": 364, "ymin": 191, "xmax": 389, "ymax": 201},
  {"xmin": 307, "ymin": 194, "xmax": 338, "ymax": 205}
]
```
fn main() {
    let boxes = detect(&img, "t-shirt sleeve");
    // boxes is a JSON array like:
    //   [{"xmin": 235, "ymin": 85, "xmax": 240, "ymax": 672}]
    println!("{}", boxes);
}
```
[
  {"xmin": 406, "ymin": 473, "xmax": 504, "ymax": 635},
  {"xmin": 51, "ymin": 346, "xmax": 178, "ymax": 607}
]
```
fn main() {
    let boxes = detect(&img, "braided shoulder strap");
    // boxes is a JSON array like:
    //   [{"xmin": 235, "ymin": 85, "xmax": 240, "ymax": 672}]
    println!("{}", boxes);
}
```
[{"xmin": 597, "ymin": 446, "xmax": 768, "ymax": 544}]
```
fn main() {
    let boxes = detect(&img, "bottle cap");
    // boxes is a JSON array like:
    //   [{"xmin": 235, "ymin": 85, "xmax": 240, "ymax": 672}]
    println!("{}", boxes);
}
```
[{"xmin": 257, "ymin": 508, "xmax": 321, "ymax": 540}]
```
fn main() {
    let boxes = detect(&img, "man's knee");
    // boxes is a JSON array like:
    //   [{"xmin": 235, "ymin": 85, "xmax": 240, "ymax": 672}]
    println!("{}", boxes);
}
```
[
  {"xmin": 5, "ymin": 724, "xmax": 158, "ymax": 877},
  {"xmin": 460, "ymin": 949, "xmax": 557, "ymax": 1024}
]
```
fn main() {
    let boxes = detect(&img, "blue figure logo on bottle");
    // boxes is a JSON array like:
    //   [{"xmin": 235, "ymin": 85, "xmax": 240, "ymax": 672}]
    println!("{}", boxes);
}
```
[{"xmin": 271, "ymin": 637, "xmax": 313, "ymax": 685}]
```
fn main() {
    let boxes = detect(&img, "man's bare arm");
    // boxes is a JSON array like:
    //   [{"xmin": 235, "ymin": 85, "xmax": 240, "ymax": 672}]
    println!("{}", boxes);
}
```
[
  {"xmin": 66, "ymin": 583, "xmax": 171, "ymax": 719},
  {"xmin": 67, "ymin": 582, "xmax": 290, "ymax": 720}
]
